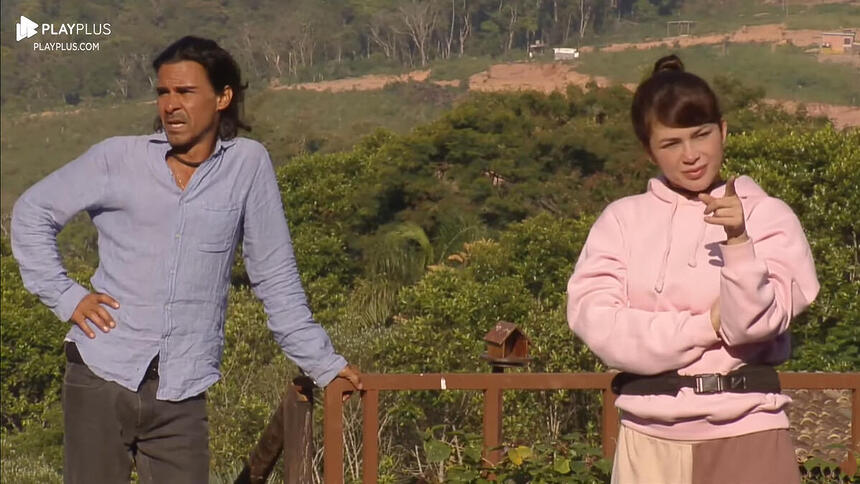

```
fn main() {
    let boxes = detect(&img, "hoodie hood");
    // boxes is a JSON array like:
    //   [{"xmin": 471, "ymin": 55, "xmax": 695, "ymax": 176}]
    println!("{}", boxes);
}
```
[
  {"xmin": 647, "ymin": 175, "xmax": 767, "ymax": 205},
  {"xmin": 646, "ymin": 175, "xmax": 767, "ymax": 293}
]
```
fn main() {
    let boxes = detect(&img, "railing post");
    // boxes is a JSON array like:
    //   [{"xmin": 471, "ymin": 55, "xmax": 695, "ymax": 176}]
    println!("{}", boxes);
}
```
[
  {"xmin": 324, "ymin": 378, "xmax": 350, "ymax": 484},
  {"xmin": 480, "ymin": 321, "xmax": 531, "ymax": 466},
  {"xmin": 601, "ymin": 387, "xmax": 619, "ymax": 460},
  {"xmin": 843, "ymin": 386, "xmax": 859, "ymax": 477},
  {"xmin": 482, "ymin": 386, "xmax": 504, "ymax": 465},
  {"xmin": 482, "ymin": 367, "xmax": 504, "ymax": 465},
  {"xmin": 284, "ymin": 376, "xmax": 315, "ymax": 484},
  {"xmin": 362, "ymin": 390, "xmax": 380, "ymax": 484}
]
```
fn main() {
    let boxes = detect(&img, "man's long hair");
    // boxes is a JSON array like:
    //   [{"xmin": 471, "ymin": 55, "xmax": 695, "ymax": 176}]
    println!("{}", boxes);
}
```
[{"xmin": 152, "ymin": 36, "xmax": 250, "ymax": 139}]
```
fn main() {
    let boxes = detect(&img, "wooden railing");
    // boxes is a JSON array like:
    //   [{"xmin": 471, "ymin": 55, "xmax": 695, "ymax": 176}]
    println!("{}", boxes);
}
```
[
  {"xmin": 237, "ymin": 372, "xmax": 860, "ymax": 483},
  {"xmin": 323, "ymin": 372, "xmax": 617, "ymax": 483}
]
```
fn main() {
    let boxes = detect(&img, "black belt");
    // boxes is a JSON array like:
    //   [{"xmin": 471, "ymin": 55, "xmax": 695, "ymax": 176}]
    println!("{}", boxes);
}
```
[
  {"xmin": 65, "ymin": 342, "xmax": 159, "ymax": 380},
  {"xmin": 611, "ymin": 364, "xmax": 781, "ymax": 396}
]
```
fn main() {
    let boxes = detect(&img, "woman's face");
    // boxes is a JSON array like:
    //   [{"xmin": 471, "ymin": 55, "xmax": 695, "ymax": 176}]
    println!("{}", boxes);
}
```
[{"xmin": 648, "ymin": 120, "xmax": 727, "ymax": 194}]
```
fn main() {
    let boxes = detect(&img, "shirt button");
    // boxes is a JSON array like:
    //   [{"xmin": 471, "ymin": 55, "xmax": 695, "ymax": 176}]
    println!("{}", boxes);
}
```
[{"xmin": 175, "ymin": 234, "xmax": 180, "ymax": 239}]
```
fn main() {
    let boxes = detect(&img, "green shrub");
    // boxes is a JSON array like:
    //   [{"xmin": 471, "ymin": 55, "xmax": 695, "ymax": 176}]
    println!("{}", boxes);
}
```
[{"xmin": 0, "ymin": 254, "xmax": 66, "ymax": 430}]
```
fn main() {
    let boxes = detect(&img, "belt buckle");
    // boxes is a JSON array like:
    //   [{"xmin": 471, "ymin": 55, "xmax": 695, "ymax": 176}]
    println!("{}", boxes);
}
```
[{"xmin": 694, "ymin": 373, "xmax": 723, "ymax": 394}]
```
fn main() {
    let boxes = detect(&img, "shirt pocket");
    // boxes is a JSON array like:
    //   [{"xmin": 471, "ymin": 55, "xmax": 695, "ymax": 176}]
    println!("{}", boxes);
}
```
[{"xmin": 185, "ymin": 203, "xmax": 240, "ymax": 252}]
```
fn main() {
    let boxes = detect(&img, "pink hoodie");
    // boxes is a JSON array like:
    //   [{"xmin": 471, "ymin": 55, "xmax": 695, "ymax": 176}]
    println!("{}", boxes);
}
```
[{"xmin": 567, "ymin": 176, "xmax": 819, "ymax": 440}]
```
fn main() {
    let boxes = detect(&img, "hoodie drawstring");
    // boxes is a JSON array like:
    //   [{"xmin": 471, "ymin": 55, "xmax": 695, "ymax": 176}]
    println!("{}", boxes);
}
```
[
  {"xmin": 689, "ymin": 221, "xmax": 707, "ymax": 268},
  {"xmin": 654, "ymin": 197, "xmax": 678, "ymax": 293}
]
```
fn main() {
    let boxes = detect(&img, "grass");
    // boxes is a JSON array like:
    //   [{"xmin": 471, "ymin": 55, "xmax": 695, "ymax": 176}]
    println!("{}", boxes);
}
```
[
  {"xmin": 576, "ymin": 43, "xmax": 860, "ymax": 106},
  {"xmin": 277, "ymin": 51, "xmax": 518, "ymax": 87},
  {"xmin": 583, "ymin": 1, "xmax": 859, "ymax": 48},
  {"xmin": 0, "ymin": 441, "xmax": 62, "ymax": 484},
  {"xmin": 249, "ymin": 82, "xmax": 461, "ymax": 162},
  {"xmin": 283, "ymin": 54, "xmax": 406, "ymax": 84},
  {"xmin": 582, "ymin": 2, "xmax": 785, "ymax": 47},
  {"xmin": 0, "ymin": 405, "xmax": 64, "ymax": 484},
  {"xmin": 784, "ymin": 3, "xmax": 860, "ymax": 31},
  {"xmin": 426, "ymin": 51, "xmax": 530, "ymax": 81},
  {"xmin": 1, "ymin": 83, "xmax": 461, "ymax": 214}
]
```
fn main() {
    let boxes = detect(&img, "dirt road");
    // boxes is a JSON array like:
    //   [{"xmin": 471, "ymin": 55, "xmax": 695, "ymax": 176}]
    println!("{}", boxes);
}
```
[
  {"xmin": 277, "ymin": 23, "xmax": 858, "ymax": 129},
  {"xmin": 280, "ymin": 61, "xmax": 858, "ymax": 129},
  {"xmin": 580, "ymin": 24, "xmax": 823, "ymax": 54}
]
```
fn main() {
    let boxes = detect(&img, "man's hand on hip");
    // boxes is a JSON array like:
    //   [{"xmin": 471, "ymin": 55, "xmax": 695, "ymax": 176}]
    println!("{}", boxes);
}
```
[{"xmin": 70, "ymin": 293, "xmax": 120, "ymax": 339}]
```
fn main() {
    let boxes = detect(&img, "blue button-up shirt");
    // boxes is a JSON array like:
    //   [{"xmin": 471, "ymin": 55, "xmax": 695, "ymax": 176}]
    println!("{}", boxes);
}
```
[{"xmin": 11, "ymin": 133, "xmax": 347, "ymax": 400}]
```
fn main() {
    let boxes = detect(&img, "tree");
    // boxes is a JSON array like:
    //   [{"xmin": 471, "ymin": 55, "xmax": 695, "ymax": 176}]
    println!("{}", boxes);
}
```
[{"xmin": 399, "ymin": 0, "xmax": 441, "ymax": 67}]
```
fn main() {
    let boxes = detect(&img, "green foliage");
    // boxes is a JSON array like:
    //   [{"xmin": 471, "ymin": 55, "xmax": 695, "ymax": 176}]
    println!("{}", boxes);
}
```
[
  {"xmin": 499, "ymin": 213, "xmax": 594, "ymax": 301},
  {"xmin": 798, "ymin": 456, "xmax": 857, "ymax": 484},
  {"xmin": 784, "ymin": 3, "xmax": 860, "ymax": 31},
  {"xmin": 488, "ymin": 434, "xmax": 611, "ymax": 484},
  {"xmin": 207, "ymin": 286, "xmax": 294, "ymax": 478},
  {"xmin": 0, "ymin": 254, "xmax": 66, "ymax": 430},
  {"xmin": 426, "ymin": 430, "xmax": 611, "ymax": 483},
  {"xmin": 377, "ymin": 87, "xmax": 645, "ymax": 229},
  {"xmin": 2, "ymin": 82, "xmax": 858, "ymax": 481}
]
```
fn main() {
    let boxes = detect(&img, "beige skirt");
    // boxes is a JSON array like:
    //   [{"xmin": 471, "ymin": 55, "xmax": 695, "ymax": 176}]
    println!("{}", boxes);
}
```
[{"xmin": 611, "ymin": 425, "xmax": 801, "ymax": 484}]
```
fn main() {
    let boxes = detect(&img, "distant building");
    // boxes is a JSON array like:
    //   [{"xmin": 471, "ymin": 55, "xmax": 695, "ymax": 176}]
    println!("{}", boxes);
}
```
[
  {"xmin": 666, "ymin": 20, "xmax": 695, "ymax": 37},
  {"xmin": 553, "ymin": 47, "xmax": 580, "ymax": 61},
  {"xmin": 820, "ymin": 30, "xmax": 857, "ymax": 54},
  {"xmin": 528, "ymin": 40, "xmax": 547, "ymax": 59}
]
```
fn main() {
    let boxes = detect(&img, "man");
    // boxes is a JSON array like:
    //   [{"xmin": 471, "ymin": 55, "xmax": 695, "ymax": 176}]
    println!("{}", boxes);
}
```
[{"xmin": 11, "ymin": 36, "xmax": 362, "ymax": 483}]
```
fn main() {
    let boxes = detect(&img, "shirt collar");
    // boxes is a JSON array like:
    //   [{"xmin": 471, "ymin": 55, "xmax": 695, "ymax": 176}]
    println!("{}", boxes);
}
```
[{"xmin": 147, "ymin": 131, "xmax": 237, "ymax": 157}]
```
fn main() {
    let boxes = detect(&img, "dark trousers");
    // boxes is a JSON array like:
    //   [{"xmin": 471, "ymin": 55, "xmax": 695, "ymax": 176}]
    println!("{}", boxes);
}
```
[{"xmin": 62, "ymin": 347, "xmax": 209, "ymax": 484}]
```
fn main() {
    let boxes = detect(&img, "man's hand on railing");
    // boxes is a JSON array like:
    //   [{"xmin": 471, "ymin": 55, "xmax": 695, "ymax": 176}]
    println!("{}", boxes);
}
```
[{"xmin": 337, "ymin": 363, "xmax": 364, "ymax": 401}]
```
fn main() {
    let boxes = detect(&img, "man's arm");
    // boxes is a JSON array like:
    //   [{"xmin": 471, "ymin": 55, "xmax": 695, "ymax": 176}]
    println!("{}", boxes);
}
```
[
  {"xmin": 241, "ymin": 147, "xmax": 358, "ymax": 389},
  {"xmin": 11, "ymin": 139, "xmax": 118, "ymax": 335}
]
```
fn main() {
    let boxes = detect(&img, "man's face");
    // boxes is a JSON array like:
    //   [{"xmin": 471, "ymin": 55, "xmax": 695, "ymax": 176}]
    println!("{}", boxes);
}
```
[{"xmin": 156, "ymin": 60, "xmax": 231, "ymax": 157}]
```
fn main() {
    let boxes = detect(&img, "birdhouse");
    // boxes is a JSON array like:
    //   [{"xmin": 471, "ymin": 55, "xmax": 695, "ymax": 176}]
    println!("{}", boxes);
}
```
[{"xmin": 482, "ymin": 321, "xmax": 531, "ymax": 368}]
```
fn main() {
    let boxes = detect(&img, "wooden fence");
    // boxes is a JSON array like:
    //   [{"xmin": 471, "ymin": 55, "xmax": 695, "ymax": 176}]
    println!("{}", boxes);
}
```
[{"xmin": 236, "ymin": 372, "xmax": 859, "ymax": 483}]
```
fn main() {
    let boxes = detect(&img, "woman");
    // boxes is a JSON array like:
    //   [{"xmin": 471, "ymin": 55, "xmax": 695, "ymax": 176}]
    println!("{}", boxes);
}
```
[{"xmin": 566, "ymin": 55, "xmax": 819, "ymax": 484}]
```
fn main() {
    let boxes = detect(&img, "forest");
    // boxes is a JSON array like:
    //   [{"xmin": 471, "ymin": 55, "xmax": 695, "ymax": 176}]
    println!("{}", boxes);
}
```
[{"xmin": 4, "ymin": 0, "xmax": 857, "ymax": 110}]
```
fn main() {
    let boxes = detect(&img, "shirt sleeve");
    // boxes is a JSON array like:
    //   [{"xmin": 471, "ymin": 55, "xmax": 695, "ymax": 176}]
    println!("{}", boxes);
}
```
[
  {"xmin": 717, "ymin": 197, "xmax": 819, "ymax": 346},
  {"xmin": 241, "ymin": 149, "xmax": 347, "ymax": 387},
  {"xmin": 566, "ymin": 207, "xmax": 721, "ymax": 375},
  {"xmin": 11, "ymin": 140, "xmax": 113, "ymax": 322}
]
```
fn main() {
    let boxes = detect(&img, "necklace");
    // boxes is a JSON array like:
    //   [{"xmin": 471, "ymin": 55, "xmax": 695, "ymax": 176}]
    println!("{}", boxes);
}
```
[
  {"xmin": 171, "ymin": 167, "xmax": 188, "ymax": 190},
  {"xmin": 166, "ymin": 151, "xmax": 204, "ymax": 191},
  {"xmin": 167, "ymin": 157, "xmax": 194, "ymax": 191}
]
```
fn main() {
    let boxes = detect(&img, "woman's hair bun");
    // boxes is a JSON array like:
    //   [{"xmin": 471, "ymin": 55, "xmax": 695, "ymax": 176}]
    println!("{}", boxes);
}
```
[{"xmin": 653, "ymin": 54, "xmax": 685, "ymax": 75}]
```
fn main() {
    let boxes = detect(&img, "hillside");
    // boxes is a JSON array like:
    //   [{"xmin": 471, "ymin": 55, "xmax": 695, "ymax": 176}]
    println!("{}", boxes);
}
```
[
  {"xmin": 2, "ymin": 0, "xmax": 858, "ymax": 112},
  {"xmin": 2, "ymin": 87, "xmax": 857, "ymax": 482}
]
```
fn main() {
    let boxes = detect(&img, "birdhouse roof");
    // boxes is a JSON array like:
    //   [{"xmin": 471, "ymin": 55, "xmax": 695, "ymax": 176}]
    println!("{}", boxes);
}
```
[{"xmin": 483, "ymin": 321, "xmax": 529, "ymax": 345}]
